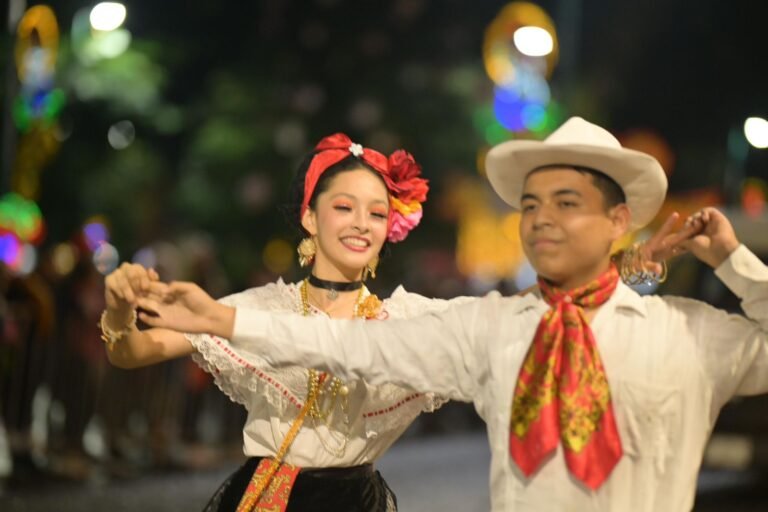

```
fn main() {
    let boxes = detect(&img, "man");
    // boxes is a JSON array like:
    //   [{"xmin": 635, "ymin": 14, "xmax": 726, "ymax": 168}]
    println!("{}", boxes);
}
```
[{"xmin": 141, "ymin": 117, "xmax": 768, "ymax": 511}]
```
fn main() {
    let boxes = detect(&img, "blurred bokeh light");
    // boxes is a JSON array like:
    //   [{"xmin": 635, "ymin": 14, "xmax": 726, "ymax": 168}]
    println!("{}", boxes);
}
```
[
  {"xmin": 89, "ymin": 2, "xmax": 127, "ymax": 32},
  {"xmin": 744, "ymin": 117, "xmax": 768, "ymax": 149}
]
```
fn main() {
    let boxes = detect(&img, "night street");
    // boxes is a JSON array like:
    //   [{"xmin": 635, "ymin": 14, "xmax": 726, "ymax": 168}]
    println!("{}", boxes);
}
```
[
  {"xmin": 3, "ymin": 433, "xmax": 768, "ymax": 511},
  {"xmin": 2, "ymin": 1, "xmax": 768, "ymax": 511}
]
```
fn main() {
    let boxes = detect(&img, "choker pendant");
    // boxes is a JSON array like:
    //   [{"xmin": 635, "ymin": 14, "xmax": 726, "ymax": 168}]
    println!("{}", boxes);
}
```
[{"xmin": 307, "ymin": 274, "xmax": 363, "ymax": 301}]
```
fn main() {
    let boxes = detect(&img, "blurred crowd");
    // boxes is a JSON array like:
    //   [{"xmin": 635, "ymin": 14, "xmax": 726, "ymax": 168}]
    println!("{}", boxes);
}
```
[
  {"xmin": 0, "ymin": 251, "xmax": 253, "ymax": 488},
  {"xmin": 0, "ymin": 237, "xmax": 486, "ymax": 491}
]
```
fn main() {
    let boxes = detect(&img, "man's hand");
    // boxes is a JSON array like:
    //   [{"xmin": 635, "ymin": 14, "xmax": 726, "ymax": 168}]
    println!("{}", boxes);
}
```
[
  {"xmin": 137, "ymin": 282, "xmax": 235, "ymax": 339},
  {"xmin": 637, "ymin": 212, "xmax": 701, "ymax": 275},
  {"xmin": 681, "ymin": 207, "xmax": 740, "ymax": 268}
]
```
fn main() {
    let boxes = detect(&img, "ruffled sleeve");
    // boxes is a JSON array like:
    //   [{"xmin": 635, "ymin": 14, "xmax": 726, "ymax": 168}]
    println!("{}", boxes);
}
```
[{"xmin": 185, "ymin": 280, "xmax": 308, "ymax": 415}]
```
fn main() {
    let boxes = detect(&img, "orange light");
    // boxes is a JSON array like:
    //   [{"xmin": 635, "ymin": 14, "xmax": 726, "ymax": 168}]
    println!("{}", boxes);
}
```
[{"xmin": 15, "ymin": 6, "xmax": 60, "ymax": 82}]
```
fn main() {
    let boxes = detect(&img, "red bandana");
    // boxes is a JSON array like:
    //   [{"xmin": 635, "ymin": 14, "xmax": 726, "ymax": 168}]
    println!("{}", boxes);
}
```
[{"xmin": 509, "ymin": 264, "xmax": 623, "ymax": 490}]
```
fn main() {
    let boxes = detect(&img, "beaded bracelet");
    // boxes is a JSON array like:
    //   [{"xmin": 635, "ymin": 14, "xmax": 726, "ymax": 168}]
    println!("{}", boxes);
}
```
[{"xmin": 99, "ymin": 309, "xmax": 137, "ymax": 350}]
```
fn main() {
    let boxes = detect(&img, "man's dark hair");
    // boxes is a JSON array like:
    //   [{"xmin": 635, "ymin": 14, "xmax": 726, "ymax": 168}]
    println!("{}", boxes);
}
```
[
  {"xmin": 528, "ymin": 165, "xmax": 627, "ymax": 210},
  {"xmin": 573, "ymin": 166, "xmax": 626, "ymax": 210}
]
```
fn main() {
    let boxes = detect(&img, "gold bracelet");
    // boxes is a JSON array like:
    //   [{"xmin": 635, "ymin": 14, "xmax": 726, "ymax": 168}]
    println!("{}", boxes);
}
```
[{"xmin": 99, "ymin": 309, "xmax": 137, "ymax": 350}]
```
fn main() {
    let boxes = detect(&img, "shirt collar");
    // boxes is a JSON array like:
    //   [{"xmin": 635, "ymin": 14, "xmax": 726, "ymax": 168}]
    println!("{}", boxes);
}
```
[
  {"xmin": 603, "ymin": 280, "xmax": 648, "ymax": 317},
  {"xmin": 515, "ymin": 280, "xmax": 648, "ymax": 318},
  {"xmin": 507, "ymin": 289, "xmax": 546, "ymax": 315}
]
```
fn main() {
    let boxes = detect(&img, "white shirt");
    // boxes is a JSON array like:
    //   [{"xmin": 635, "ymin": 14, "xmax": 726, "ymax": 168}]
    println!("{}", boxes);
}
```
[
  {"xmin": 186, "ymin": 280, "xmax": 452, "ymax": 468},
  {"xmin": 231, "ymin": 246, "xmax": 768, "ymax": 511}
]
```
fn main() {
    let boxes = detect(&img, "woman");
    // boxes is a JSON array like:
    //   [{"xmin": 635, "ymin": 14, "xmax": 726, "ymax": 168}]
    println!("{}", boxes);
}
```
[
  {"xmin": 102, "ymin": 134, "xmax": 679, "ymax": 511},
  {"xmin": 101, "ymin": 133, "xmax": 456, "ymax": 511}
]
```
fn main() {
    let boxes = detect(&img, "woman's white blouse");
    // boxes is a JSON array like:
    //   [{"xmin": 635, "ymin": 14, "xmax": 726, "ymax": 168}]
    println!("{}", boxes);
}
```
[{"xmin": 186, "ymin": 280, "xmax": 462, "ymax": 468}]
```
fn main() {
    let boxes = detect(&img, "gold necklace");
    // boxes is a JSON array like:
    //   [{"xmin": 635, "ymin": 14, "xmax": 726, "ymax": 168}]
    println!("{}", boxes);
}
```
[{"xmin": 299, "ymin": 278, "xmax": 366, "ymax": 457}]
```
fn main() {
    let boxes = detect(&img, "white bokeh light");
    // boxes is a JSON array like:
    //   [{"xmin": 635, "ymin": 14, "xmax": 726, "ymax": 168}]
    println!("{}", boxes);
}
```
[
  {"xmin": 89, "ymin": 2, "xmax": 127, "ymax": 31},
  {"xmin": 16, "ymin": 244, "xmax": 38, "ymax": 276},
  {"xmin": 513, "ymin": 26, "xmax": 554, "ymax": 57},
  {"xmin": 93, "ymin": 242, "xmax": 120, "ymax": 275},
  {"xmin": 108, "ymin": 120, "xmax": 135, "ymax": 149},
  {"xmin": 744, "ymin": 117, "xmax": 768, "ymax": 149}
]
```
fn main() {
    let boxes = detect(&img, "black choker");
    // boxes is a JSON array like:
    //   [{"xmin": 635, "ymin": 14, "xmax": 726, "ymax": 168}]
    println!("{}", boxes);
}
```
[{"xmin": 307, "ymin": 274, "xmax": 363, "ymax": 300}]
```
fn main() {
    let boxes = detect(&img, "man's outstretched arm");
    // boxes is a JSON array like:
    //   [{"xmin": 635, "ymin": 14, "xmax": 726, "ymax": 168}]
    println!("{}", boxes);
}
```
[{"xmin": 139, "ymin": 285, "xmax": 499, "ymax": 401}]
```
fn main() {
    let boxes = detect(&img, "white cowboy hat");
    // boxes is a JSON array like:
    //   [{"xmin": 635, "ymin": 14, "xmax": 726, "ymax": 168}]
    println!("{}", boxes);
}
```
[{"xmin": 485, "ymin": 116, "xmax": 668, "ymax": 230}]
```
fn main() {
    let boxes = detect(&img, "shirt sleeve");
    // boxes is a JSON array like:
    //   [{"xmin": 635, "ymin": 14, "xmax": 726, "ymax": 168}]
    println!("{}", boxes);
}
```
[
  {"xmin": 697, "ymin": 245, "xmax": 768, "ymax": 404},
  {"xmin": 230, "ymin": 296, "xmax": 494, "ymax": 402}
]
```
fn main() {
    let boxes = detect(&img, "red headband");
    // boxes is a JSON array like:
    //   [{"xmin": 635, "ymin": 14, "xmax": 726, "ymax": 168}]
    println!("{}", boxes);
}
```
[{"xmin": 300, "ymin": 133, "xmax": 389, "ymax": 219}]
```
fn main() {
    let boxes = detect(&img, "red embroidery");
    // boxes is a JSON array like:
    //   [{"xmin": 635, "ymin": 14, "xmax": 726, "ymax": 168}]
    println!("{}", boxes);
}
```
[
  {"xmin": 362, "ymin": 393, "xmax": 422, "ymax": 418},
  {"xmin": 210, "ymin": 336, "xmax": 303, "ymax": 410}
]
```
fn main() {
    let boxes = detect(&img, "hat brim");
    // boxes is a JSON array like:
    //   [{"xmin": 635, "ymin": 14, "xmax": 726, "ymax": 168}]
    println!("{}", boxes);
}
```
[{"xmin": 485, "ymin": 141, "xmax": 668, "ymax": 230}]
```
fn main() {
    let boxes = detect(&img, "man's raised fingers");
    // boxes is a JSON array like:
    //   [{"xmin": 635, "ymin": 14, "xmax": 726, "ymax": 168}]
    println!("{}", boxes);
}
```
[{"xmin": 654, "ymin": 212, "xmax": 680, "ymax": 242}]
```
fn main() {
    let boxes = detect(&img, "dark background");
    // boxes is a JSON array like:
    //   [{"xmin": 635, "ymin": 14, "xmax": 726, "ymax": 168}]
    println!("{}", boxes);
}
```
[{"xmin": 1, "ymin": 1, "xmax": 767, "ymax": 510}]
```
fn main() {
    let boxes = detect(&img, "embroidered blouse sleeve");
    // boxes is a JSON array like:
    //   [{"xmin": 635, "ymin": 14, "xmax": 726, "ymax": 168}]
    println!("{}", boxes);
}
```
[
  {"xmin": 691, "ymin": 245, "xmax": 768, "ymax": 406},
  {"xmin": 184, "ymin": 282, "xmax": 298, "ymax": 409},
  {"xmin": 231, "ymin": 294, "xmax": 496, "ymax": 402}
]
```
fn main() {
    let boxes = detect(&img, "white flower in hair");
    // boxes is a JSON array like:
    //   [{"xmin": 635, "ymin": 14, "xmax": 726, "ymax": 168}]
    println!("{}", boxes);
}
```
[{"xmin": 349, "ymin": 142, "xmax": 364, "ymax": 157}]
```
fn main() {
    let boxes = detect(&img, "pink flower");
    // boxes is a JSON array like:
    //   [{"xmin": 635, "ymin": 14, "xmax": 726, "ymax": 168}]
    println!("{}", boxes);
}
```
[{"xmin": 387, "ymin": 209, "xmax": 423, "ymax": 243}]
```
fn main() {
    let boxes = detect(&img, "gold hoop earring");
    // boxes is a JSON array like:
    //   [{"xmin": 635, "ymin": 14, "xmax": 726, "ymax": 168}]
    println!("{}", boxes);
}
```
[
  {"xmin": 297, "ymin": 238, "xmax": 317, "ymax": 267},
  {"xmin": 363, "ymin": 255, "xmax": 379, "ymax": 281}
]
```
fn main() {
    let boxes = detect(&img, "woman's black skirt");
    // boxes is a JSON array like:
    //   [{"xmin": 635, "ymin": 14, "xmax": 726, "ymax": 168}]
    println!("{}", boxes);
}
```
[{"xmin": 204, "ymin": 457, "xmax": 397, "ymax": 512}]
